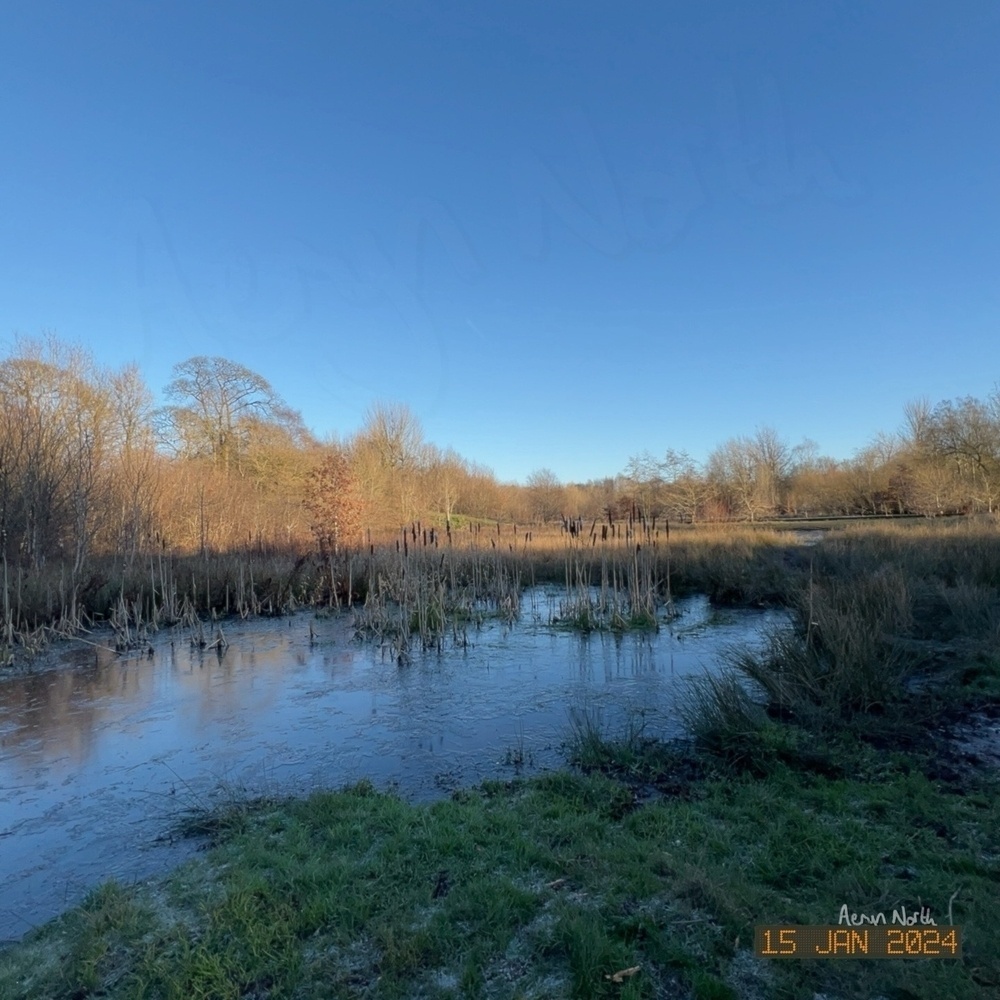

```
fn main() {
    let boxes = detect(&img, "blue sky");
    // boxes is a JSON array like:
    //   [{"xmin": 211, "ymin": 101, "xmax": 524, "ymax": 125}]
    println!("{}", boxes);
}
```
[{"xmin": 2, "ymin": 1, "xmax": 998, "ymax": 484}]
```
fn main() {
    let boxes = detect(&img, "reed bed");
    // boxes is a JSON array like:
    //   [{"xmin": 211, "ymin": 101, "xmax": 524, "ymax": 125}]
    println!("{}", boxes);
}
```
[
  {"xmin": 0, "ymin": 517, "xmax": 826, "ymax": 667},
  {"xmin": 0, "ymin": 550, "xmax": 331, "ymax": 668},
  {"xmin": 550, "ymin": 547, "xmax": 662, "ymax": 632},
  {"xmin": 6, "ymin": 515, "xmax": 999, "ymax": 685},
  {"xmin": 350, "ymin": 541, "xmax": 523, "ymax": 659},
  {"xmin": 449, "ymin": 520, "xmax": 794, "ymax": 603},
  {"xmin": 347, "ymin": 520, "xmax": 796, "ymax": 644},
  {"xmin": 0, "ymin": 517, "xmax": 789, "ymax": 666}
]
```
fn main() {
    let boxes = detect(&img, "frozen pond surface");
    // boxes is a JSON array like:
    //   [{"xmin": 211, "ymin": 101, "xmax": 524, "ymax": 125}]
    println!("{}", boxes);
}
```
[{"xmin": 0, "ymin": 587, "xmax": 787, "ymax": 942}]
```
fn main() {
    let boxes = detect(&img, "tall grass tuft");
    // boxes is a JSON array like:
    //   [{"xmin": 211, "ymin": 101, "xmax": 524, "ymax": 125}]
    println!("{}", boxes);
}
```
[
  {"xmin": 725, "ymin": 567, "xmax": 915, "ymax": 722},
  {"xmin": 678, "ymin": 671, "xmax": 772, "ymax": 771}
]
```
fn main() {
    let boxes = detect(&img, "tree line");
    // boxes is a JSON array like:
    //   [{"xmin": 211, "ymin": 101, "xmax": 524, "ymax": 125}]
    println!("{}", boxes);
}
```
[{"xmin": 1, "ymin": 336, "xmax": 997, "ymax": 580}]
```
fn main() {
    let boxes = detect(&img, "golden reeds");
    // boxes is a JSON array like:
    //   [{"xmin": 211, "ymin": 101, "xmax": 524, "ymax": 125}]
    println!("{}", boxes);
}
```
[{"xmin": 5, "ymin": 516, "xmax": 999, "ymax": 676}]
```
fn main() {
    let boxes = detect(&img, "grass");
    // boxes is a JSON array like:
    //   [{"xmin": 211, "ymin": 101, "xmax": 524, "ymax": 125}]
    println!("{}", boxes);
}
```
[
  {"xmin": 2, "ymin": 746, "xmax": 997, "ymax": 1000},
  {"xmin": 567, "ymin": 704, "xmax": 1000, "ymax": 1000},
  {"xmin": 647, "ymin": 517, "xmax": 1000, "ymax": 748}
]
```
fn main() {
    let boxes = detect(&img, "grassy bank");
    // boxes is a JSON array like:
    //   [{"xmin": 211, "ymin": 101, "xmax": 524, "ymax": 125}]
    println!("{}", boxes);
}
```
[{"xmin": 1, "ymin": 725, "xmax": 997, "ymax": 1000}]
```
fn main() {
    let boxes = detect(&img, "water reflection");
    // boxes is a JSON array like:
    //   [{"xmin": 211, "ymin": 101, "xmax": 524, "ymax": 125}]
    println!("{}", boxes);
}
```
[{"xmin": 0, "ymin": 589, "xmax": 785, "ymax": 941}]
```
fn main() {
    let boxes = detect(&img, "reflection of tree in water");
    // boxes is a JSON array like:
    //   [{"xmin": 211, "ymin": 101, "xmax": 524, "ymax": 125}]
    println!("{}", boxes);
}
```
[
  {"xmin": 0, "ymin": 650, "xmax": 142, "ymax": 765},
  {"xmin": 0, "ymin": 625, "xmax": 296, "ymax": 769}
]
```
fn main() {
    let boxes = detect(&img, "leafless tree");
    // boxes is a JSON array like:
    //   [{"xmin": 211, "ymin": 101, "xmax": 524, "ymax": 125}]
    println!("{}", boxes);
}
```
[
  {"xmin": 162, "ymin": 356, "xmax": 302, "ymax": 473},
  {"xmin": 707, "ymin": 428, "xmax": 790, "ymax": 521},
  {"xmin": 525, "ymin": 468, "xmax": 565, "ymax": 523},
  {"xmin": 347, "ymin": 402, "xmax": 427, "ymax": 528},
  {"xmin": 926, "ymin": 397, "xmax": 1000, "ymax": 512}
]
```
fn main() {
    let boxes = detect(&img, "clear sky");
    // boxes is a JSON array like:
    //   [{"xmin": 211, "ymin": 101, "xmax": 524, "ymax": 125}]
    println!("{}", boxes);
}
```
[{"xmin": 2, "ymin": 2, "xmax": 998, "ymax": 484}]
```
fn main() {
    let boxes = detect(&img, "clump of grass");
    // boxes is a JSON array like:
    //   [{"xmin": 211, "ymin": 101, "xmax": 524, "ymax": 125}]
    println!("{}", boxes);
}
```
[
  {"xmin": 173, "ymin": 794, "xmax": 285, "ymax": 846},
  {"xmin": 552, "ymin": 599, "xmax": 661, "ymax": 635},
  {"xmin": 549, "ymin": 547, "xmax": 668, "ymax": 633},
  {"xmin": 351, "ymin": 544, "xmax": 523, "ymax": 653},
  {"xmin": 934, "ymin": 580, "xmax": 1000, "ymax": 649},
  {"xmin": 678, "ymin": 671, "xmax": 772, "ymax": 772},
  {"xmin": 502, "ymin": 724, "xmax": 535, "ymax": 770},
  {"xmin": 567, "ymin": 707, "xmax": 653, "ymax": 774},
  {"xmin": 678, "ymin": 671, "xmax": 848, "ymax": 779},
  {"xmin": 566, "ymin": 707, "xmax": 712, "ymax": 794},
  {"xmin": 722, "ymin": 566, "xmax": 916, "ymax": 725}
]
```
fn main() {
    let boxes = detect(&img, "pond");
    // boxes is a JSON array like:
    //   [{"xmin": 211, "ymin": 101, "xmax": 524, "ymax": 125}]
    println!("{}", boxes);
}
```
[{"xmin": 0, "ymin": 587, "xmax": 787, "ymax": 943}]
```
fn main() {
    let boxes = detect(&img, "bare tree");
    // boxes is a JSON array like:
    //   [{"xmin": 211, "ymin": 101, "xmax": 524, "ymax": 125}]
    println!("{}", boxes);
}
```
[
  {"xmin": 846, "ymin": 436, "xmax": 904, "ymax": 515},
  {"xmin": 361, "ymin": 402, "xmax": 424, "ymax": 471},
  {"xmin": 347, "ymin": 402, "xmax": 427, "ymax": 526},
  {"xmin": 752, "ymin": 426, "xmax": 792, "ymax": 514},
  {"xmin": 107, "ymin": 364, "xmax": 159, "ymax": 563},
  {"xmin": 0, "ymin": 339, "xmax": 116, "ymax": 570},
  {"xmin": 903, "ymin": 397, "xmax": 934, "ymax": 454},
  {"xmin": 463, "ymin": 463, "xmax": 509, "ymax": 521},
  {"xmin": 661, "ymin": 449, "xmax": 706, "ymax": 522},
  {"xmin": 926, "ymin": 397, "xmax": 1000, "ymax": 513},
  {"xmin": 707, "ymin": 428, "xmax": 789, "ymax": 521},
  {"xmin": 525, "ymin": 468, "xmax": 565, "ymax": 523},
  {"xmin": 162, "ymin": 356, "xmax": 301, "ymax": 473},
  {"xmin": 622, "ymin": 451, "xmax": 665, "ymax": 519},
  {"xmin": 423, "ymin": 446, "xmax": 467, "ymax": 523}
]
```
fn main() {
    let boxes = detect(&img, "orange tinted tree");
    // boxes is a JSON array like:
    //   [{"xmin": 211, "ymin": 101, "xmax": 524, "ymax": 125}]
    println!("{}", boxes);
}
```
[{"xmin": 306, "ymin": 448, "xmax": 363, "ymax": 553}]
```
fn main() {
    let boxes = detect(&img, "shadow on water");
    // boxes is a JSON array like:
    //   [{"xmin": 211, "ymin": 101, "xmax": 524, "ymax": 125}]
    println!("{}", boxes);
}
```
[{"xmin": 0, "ymin": 587, "xmax": 787, "ymax": 941}]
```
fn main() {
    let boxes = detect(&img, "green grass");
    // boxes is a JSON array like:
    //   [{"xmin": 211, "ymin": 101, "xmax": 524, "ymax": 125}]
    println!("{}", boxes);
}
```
[{"xmin": 2, "ymin": 743, "xmax": 997, "ymax": 1000}]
